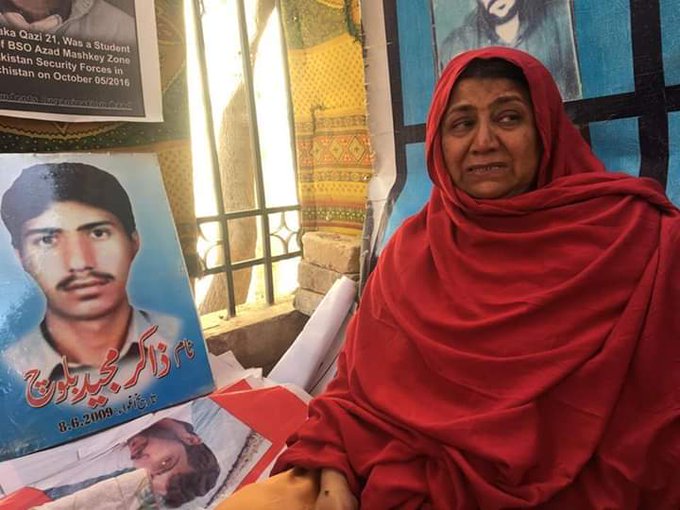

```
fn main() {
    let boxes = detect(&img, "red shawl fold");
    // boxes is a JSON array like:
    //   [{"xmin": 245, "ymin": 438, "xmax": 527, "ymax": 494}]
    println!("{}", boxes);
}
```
[{"xmin": 274, "ymin": 47, "xmax": 680, "ymax": 509}]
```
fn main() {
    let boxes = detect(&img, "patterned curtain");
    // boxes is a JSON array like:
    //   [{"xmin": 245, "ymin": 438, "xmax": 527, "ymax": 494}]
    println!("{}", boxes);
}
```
[
  {"xmin": 280, "ymin": 0, "xmax": 371, "ymax": 235},
  {"xmin": 0, "ymin": 0, "xmax": 199, "ymax": 276}
]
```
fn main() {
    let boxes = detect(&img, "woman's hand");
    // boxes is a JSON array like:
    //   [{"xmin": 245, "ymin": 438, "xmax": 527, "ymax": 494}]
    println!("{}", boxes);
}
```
[{"xmin": 314, "ymin": 468, "xmax": 358, "ymax": 510}]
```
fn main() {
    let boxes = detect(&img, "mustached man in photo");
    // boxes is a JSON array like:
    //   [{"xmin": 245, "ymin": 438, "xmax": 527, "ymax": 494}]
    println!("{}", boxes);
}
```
[{"xmin": 0, "ymin": 162, "xmax": 180, "ymax": 382}]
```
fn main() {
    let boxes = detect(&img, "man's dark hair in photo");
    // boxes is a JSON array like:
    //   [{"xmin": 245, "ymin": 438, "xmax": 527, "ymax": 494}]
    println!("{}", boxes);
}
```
[
  {"xmin": 0, "ymin": 162, "xmax": 137, "ymax": 250},
  {"xmin": 476, "ymin": 0, "xmax": 546, "ymax": 40},
  {"xmin": 136, "ymin": 420, "xmax": 221, "ymax": 508},
  {"xmin": 164, "ymin": 443, "xmax": 221, "ymax": 507}
]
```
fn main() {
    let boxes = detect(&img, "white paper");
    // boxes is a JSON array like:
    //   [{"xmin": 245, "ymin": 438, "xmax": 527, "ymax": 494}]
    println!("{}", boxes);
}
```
[{"xmin": 269, "ymin": 277, "xmax": 357, "ymax": 392}]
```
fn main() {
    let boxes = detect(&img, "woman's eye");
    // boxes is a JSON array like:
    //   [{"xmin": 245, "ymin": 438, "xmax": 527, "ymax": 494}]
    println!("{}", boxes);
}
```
[
  {"xmin": 449, "ymin": 119, "xmax": 474, "ymax": 133},
  {"xmin": 497, "ymin": 112, "xmax": 521, "ymax": 125}
]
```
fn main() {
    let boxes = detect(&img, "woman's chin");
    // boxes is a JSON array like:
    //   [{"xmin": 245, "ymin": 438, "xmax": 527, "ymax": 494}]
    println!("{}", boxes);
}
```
[
  {"xmin": 463, "ymin": 184, "xmax": 512, "ymax": 200},
  {"xmin": 460, "ymin": 181, "xmax": 532, "ymax": 200}
]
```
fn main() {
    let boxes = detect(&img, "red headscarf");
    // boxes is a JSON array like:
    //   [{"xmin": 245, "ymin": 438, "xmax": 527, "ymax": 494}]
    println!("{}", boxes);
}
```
[{"xmin": 274, "ymin": 47, "xmax": 680, "ymax": 509}]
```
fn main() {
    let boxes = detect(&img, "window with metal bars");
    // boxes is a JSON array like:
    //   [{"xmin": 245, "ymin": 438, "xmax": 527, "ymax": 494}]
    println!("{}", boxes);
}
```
[{"xmin": 185, "ymin": 0, "xmax": 301, "ymax": 318}]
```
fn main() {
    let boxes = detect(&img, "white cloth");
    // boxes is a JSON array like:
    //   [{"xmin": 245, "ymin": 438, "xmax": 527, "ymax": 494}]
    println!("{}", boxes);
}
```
[{"xmin": 34, "ymin": 469, "xmax": 157, "ymax": 510}]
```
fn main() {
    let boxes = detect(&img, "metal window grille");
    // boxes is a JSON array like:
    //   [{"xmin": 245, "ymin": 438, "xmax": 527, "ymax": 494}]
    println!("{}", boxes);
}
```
[{"xmin": 188, "ymin": 0, "xmax": 301, "ymax": 318}]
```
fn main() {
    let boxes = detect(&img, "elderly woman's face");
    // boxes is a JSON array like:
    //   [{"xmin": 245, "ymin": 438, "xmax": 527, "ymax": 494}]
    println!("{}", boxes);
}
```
[{"xmin": 441, "ymin": 77, "xmax": 541, "ymax": 199}]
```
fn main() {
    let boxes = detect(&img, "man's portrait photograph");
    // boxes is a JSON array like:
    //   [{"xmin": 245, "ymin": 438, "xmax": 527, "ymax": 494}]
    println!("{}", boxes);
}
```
[
  {"xmin": 433, "ymin": 0, "xmax": 582, "ymax": 100},
  {"xmin": 0, "ymin": 153, "xmax": 214, "ymax": 461},
  {"xmin": 0, "ymin": 395, "xmax": 270, "ymax": 509}
]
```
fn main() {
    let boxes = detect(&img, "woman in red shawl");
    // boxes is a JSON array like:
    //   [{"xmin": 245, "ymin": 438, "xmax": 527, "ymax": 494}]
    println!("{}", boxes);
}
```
[{"xmin": 219, "ymin": 47, "xmax": 680, "ymax": 509}]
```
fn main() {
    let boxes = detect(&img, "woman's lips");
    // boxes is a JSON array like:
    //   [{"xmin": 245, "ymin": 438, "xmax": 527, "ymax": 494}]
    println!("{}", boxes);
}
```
[{"xmin": 466, "ymin": 164, "xmax": 508, "ymax": 176}]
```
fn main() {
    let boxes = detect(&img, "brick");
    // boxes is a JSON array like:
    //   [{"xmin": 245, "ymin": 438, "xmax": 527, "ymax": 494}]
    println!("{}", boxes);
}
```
[
  {"xmin": 298, "ymin": 260, "xmax": 359, "ymax": 295},
  {"xmin": 294, "ymin": 288, "xmax": 326, "ymax": 316},
  {"xmin": 204, "ymin": 301, "xmax": 309, "ymax": 374},
  {"xmin": 302, "ymin": 232, "xmax": 361, "ymax": 273}
]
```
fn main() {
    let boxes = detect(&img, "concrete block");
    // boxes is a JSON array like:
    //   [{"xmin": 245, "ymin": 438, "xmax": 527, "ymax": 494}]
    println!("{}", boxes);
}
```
[
  {"xmin": 301, "ymin": 231, "xmax": 361, "ymax": 273},
  {"xmin": 298, "ymin": 260, "xmax": 359, "ymax": 295},
  {"xmin": 204, "ymin": 300, "xmax": 308, "ymax": 375},
  {"xmin": 294, "ymin": 288, "xmax": 326, "ymax": 316}
]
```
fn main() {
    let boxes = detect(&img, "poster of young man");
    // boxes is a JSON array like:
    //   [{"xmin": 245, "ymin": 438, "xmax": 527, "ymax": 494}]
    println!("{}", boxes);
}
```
[
  {"xmin": 0, "ymin": 383, "xmax": 310, "ymax": 510},
  {"xmin": 432, "ymin": 0, "xmax": 582, "ymax": 100},
  {"xmin": 0, "ymin": 153, "xmax": 214, "ymax": 461},
  {"xmin": 0, "ymin": 395, "xmax": 271, "ymax": 509},
  {"xmin": 0, "ymin": 0, "xmax": 162, "ymax": 122}
]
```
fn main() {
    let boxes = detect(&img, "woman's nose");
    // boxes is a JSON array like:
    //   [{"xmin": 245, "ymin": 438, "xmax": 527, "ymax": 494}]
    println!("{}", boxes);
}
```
[{"xmin": 471, "ymin": 120, "xmax": 499, "ymax": 152}]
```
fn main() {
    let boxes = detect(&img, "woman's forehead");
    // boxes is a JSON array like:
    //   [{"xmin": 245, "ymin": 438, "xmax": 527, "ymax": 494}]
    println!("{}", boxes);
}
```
[{"xmin": 447, "ymin": 77, "xmax": 532, "ymax": 110}]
